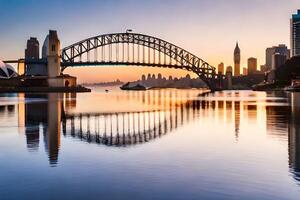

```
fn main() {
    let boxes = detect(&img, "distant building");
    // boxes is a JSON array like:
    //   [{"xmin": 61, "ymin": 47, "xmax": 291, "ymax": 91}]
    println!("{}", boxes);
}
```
[
  {"xmin": 226, "ymin": 66, "xmax": 233, "ymax": 73},
  {"xmin": 260, "ymin": 65, "xmax": 268, "ymax": 73},
  {"xmin": 266, "ymin": 47, "xmax": 275, "ymax": 70},
  {"xmin": 141, "ymin": 74, "xmax": 146, "ymax": 81},
  {"xmin": 218, "ymin": 62, "xmax": 224, "ymax": 75},
  {"xmin": 25, "ymin": 37, "xmax": 47, "ymax": 76},
  {"xmin": 248, "ymin": 57, "xmax": 257, "ymax": 75},
  {"xmin": 234, "ymin": 42, "xmax": 241, "ymax": 76},
  {"xmin": 272, "ymin": 53, "xmax": 287, "ymax": 70},
  {"xmin": 225, "ymin": 70, "xmax": 233, "ymax": 89},
  {"xmin": 25, "ymin": 37, "xmax": 39, "ymax": 60},
  {"xmin": 265, "ymin": 45, "xmax": 290, "ymax": 70},
  {"xmin": 243, "ymin": 67, "xmax": 248, "ymax": 76},
  {"xmin": 291, "ymin": 10, "xmax": 300, "ymax": 57},
  {"xmin": 158, "ymin": 73, "xmax": 162, "ymax": 80},
  {"xmin": 135, "ymin": 73, "xmax": 205, "ymax": 88}
]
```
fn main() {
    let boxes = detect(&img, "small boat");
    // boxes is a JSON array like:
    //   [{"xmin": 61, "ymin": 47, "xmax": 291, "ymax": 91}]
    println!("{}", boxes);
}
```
[{"xmin": 120, "ymin": 82, "xmax": 147, "ymax": 91}]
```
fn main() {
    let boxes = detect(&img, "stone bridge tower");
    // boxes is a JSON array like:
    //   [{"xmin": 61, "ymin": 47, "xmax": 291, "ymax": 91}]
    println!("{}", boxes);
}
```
[{"xmin": 42, "ymin": 30, "xmax": 62, "ymax": 87}]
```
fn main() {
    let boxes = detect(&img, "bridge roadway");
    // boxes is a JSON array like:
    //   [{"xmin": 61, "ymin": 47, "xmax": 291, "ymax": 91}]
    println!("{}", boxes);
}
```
[{"xmin": 61, "ymin": 61, "xmax": 192, "ymax": 70}]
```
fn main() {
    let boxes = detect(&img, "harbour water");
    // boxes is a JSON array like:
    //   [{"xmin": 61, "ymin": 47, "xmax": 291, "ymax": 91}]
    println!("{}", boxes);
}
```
[{"xmin": 1, "ymin": 88, "xmax": 300, "ymax": 200}]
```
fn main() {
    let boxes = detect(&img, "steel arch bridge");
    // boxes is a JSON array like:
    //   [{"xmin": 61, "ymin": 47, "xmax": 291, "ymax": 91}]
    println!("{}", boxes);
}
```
[{"xmin": 61, "ymin": 32, "xmax": 224, "ymax": 90}]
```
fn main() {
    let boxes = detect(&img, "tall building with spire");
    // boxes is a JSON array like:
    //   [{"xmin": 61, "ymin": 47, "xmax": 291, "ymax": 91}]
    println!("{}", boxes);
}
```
[{"xmin": 234, "ymin": 42, "xmax": 241, "ymax": 76}]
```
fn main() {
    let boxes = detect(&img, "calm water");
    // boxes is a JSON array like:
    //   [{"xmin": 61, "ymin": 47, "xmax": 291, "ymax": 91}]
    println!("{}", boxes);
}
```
[{"xmin": 1, "ymin": 88, "xmax": 300, "ymax": 200}]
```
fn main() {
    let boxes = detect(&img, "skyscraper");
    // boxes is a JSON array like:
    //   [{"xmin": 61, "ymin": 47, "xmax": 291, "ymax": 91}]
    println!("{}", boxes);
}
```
[
  {"xmin": 291, "ymin": 10, "xmax": 300, "ymax": 57},
  {"xmin": 272, "ymin": 53, "xmax": 287, "ymax": 70},
  {"xmin": 265, "ymin": 47, "xmax": 276, "ymax": 70},
  {"xmin": 265, "ymin": 45, "xmax": 290, "ymax": 70},
  {"xmin": 247, "ymin": 57, "xmax": 257, "ymax": 75},
  {"xmin": 25, "ymin": 37, "xmax": 39, "ymax": 60},
  {"xmin": 234, "ymin": 42, "xmax": 241, "ymax": 76}
]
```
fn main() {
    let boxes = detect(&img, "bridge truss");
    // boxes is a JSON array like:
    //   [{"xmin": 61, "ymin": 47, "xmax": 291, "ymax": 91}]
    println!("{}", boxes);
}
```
[{"xmin": 61, "ymin": 33, "xmax": 223, "ymax": 89}]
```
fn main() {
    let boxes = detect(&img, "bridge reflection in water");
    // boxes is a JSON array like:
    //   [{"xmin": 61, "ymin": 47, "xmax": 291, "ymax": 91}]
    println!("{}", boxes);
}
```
[
  {"xmin": 8, "ymin": 91, "xmax": 300, "ymax": 184},
  {"xmin": 62, "ymin": 101, "xmax": 202, "ymax": 147}
]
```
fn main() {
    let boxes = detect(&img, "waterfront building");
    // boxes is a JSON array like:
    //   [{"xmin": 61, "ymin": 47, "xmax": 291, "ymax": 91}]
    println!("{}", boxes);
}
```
[
  {"xmin": 0, "ymin": 60, "xmax": 18, "ymax": 79},
  {"xmin": 218, "ymin": 62, "xmax": 224, "ymax": 75},
  {"xmin": 272, "ymin": 53, "xmax": 287, "ymax": 70},
  {"xmin": 248, "ymin": 57, "xmax": 257, "ymax": 75},
  {"xmin": 23, "ymin": 30, "xmax": 77, "ymax": 87},
  {"xmin": 291, "ymin": 10, "xmax": 300, "ymax": 57},
  {"xmin": 234, "ymin": 42, "xmax": 241, "ymax": 76},
  {"xmin": 265, "ymin": 45, "xmax": 290, "ymax": 70}
]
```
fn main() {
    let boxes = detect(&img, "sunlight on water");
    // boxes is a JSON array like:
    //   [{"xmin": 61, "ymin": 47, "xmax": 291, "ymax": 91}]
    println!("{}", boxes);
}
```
[{"xmin": 0, "ymin": 88, "xmax": 300, "ymax": 200}]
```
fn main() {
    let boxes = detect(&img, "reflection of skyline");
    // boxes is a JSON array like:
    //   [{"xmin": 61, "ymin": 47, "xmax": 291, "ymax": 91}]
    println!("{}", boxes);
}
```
[
  {"xmin": 21, "ymin": 93, "xmax": 64, "ymax": 166},
  {"xmin": 1, "ymin": 90, "xmax": 299, "ymax": 178},
  {"xmin": 288, "ymin": 93, "xmax": 300, "ymax": 183}
]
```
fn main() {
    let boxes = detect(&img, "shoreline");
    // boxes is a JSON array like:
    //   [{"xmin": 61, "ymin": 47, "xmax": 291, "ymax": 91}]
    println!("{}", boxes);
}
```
[
  {"xmin": 148, "ymin": 86, "xmax": 209, "ymax": 90},
  {"xmin": 0, "ymin": 86, "xmax": 91, "ymax": 93}
]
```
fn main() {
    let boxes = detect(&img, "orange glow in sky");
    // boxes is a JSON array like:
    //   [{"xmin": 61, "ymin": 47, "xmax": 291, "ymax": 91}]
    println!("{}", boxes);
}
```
[
  {"xmin": 65, "ymin": 66, "xmax": 196, "ymax": 83},
  {"xmin": 0, "ymin": 0, "xmax": 299, "ymax": 82}
]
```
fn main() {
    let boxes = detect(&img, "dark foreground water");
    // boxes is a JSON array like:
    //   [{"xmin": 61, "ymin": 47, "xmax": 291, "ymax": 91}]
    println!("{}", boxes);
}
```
[{"xmin": 1, "ymin": 88, "xmax": 300, "ymax": 200}]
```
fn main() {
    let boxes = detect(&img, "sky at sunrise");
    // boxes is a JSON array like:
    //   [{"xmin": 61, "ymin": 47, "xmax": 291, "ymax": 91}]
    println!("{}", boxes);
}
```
[{"xmin": 0, "ymin": 0, "xmax": 299, "ymax": 83}]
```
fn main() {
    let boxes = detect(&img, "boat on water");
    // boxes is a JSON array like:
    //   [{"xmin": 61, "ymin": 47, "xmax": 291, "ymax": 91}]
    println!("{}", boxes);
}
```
[{"xmin": 120, "ymin": 82, "xmax": 147, "ymax": 91}]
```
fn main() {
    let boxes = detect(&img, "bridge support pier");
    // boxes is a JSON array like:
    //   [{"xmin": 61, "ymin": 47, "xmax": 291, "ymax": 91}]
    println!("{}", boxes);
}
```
[
  {"xmin": 205, "ymin": 74, "xmax": 225, "ymax": 92},
  {"xmin": 46, "ymin": 30, "xmax": 62, "ymax": 87},
  {"xmin": 17, "ymin": 59, "xmax": 25, "ymax": 75}
]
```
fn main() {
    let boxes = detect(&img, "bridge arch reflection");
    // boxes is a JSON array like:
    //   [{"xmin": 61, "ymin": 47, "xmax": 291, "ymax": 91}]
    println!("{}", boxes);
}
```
[{"xmin": 8, "ymin": 89, "xmax": 300, "ymax": 182}]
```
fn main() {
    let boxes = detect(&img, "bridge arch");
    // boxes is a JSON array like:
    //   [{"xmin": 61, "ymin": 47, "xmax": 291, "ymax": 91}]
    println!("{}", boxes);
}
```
[{"xmin": 61, "ymin": 32, "xmax": 221, "ymax": 89}]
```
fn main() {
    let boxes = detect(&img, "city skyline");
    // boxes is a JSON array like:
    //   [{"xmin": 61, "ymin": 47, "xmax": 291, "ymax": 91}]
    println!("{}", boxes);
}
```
[{"xmin": 0, "ymin": 0, "xmax": 299, "ymax": 82}]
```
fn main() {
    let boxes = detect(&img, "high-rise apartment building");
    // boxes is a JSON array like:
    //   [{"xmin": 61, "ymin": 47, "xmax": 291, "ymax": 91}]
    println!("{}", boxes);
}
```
[
  {"xmin": 265, "ymin": 44, "xmax": 290, "ymax": 70},
  {"xmin": 291, "ymin": 10, "xmax": 300, "ymax": 57},
  {"xmin": 272, "ymin": 53, "xmax": 287, "ymax": 70}
]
